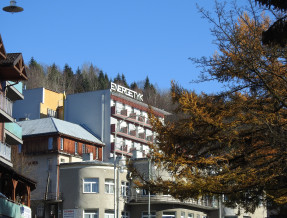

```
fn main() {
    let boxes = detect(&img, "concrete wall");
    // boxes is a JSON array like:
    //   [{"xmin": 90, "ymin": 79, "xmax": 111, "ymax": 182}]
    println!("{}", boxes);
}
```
[
  {"xmin": 13, "ymin": 88, "xmax": 44, "ymax": 120},
  {"xmin": 40, "ymin": 89, "xmax": 64, "ymax": 119},
  {"xmin": 60, "ymin": 162, "xmax": 127, "ymax": 218},
  {"xmin": 127, "ymin": 203, "xmax": 208, "ymax": 218},
  {"xmin": 64, "ymin": 90, "xmax": 111, "ymax": 161}
]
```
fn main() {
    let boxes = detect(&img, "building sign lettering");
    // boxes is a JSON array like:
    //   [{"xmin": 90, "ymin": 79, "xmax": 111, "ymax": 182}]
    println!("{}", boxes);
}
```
[{"xmin": 111, "ymin": 82, "xmax": 143, "ymax": 102}]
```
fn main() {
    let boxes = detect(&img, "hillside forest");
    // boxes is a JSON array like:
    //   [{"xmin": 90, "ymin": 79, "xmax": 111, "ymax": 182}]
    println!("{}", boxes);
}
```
[{"xmin": 25, "ymin": 57, "xmax": 173, "ymax": 113}]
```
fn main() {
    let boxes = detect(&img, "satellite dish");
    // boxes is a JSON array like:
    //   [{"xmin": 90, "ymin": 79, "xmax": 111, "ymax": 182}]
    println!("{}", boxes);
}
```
[{"xmin": 3, "ymin": 1, "xmax": 24, "ymax": 13}]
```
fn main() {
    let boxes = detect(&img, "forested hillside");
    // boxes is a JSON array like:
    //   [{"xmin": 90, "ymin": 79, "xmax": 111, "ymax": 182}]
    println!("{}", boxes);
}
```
[{"xmin": 24, "ymin": 57, "xmax": 173, "ymax": 112}]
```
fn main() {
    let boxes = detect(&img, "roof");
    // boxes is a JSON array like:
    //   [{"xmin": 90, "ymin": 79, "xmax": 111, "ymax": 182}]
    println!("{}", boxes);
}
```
[
  {"xmin": 18, "ymin": 118, "xmax": 104, "ymax": 145},
  {"xmin": 0, "ymin": 53, "xmax": 21, "ymax": 66},
  {"xmin": 0, "ymin": 53, "xmax": 28, "ymax": 81}
]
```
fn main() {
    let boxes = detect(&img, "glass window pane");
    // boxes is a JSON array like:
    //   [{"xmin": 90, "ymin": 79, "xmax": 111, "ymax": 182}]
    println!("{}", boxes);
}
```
[{"xmin": 84, "ymin": 184, "xmax": 90, "ymax": 192}]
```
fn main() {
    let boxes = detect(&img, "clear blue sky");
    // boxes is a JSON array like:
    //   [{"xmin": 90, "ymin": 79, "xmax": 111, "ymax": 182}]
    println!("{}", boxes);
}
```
[{"xmin": 1, "ymin": 0, "xmax": 251, "ymax": 93}]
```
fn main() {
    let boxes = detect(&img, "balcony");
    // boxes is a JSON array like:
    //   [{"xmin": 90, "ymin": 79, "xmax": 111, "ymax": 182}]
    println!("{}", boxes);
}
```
[
  {"xmin": 127, "ymin": 193, "xmax": 218, "ymax": 209},
  {"xmin": 111, "ymin": 142, "xmax": 132, "ymax": 156},
  {"xmin": 0, "ymin": 93, "xmax": 13, "ymax": 122},
  {"xmin": 0, "ymin": 198, "xmax": 31, "ymax": 217},
  {"xmin": 0, "ymin": 141, "xmax": 11, "ymax": 162},
  {"xmin": 44, "ymin": 192, "xmax": 63, "ymax": 202},
  {"xmin": 111, "ymin": 106, "xmax": 152, "ymax": 129},
  {"xmin": 5, "ymin": 122, "xmax": 23, "ymax": 145},
  {"xmin": 5, "ymin": 81, "xmax": 24, "ymax": 101},
  {"xmin": 111, "ymin": 124, "xmax": 149, "ymax": 145}
]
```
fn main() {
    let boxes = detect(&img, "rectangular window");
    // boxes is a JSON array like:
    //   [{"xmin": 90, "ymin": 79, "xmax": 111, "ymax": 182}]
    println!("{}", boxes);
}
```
[
  {"xmin": 181, "ymin": 212, "xmax": 185, "ymax": 218},
  {"xmin": 105, "ymin": 179, "xmax": 114, "ymax": 194},
  {"xmin": 142, "ymin": 212, "xmax": 156, "ymax": 218},
  {"xmin": 162, "ymin": 212, "xmax": 176, "ymax": 218},
  {"xmin": 82, "ymin": 144, "xmax": 86, "ymax": 154},
  {"xmin": 96, "ymin": 147, "xmax": 99, "ymax": 159},
  {"xmin": 188, "ymin": 214, "xmax": 194, "ymax": 218},
  {"xmin": 84, "ymin": 210, "xmax": 98, "ymax": 218},
  {"xmin": 121, "ymin": 181, "xmax": 129, "ymax": 196},
  {"xmin": 83, "ymin": 178, "xmax": 99, "ymax": 193},
  {"xmin": 48, "ymin": 137, "xmax": 53, "ymax": 150},
  {"xmin": 18, "ymin": 144, "xmax": 22, "ymax": 153},
  {"xmin": 121, "ymin": 211, "xmax": 129, "ymax": 218},
  {"xmin": 105, "ymin": 211, "xmax": 114, "ymax": 218},
  {"xmin": 75, "ymin": 142, "xmax": 78, "ymax": 154},
  {"xmin": 60, "ymin": 138, "xmax": 64, "ymax": 150}
]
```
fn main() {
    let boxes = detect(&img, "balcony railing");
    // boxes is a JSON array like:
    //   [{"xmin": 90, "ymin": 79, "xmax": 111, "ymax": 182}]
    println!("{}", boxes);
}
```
[
  {"xmin": 5, "ymin": 122, "xmax": 22, "ymax": 140},
  {"xmin": 111, "ymin": 106, "xmax": 152, "ymax": 128},
  {"xmin": 111, "ymin": 142, "xmax": 132, "ymax": 156},
  {"xmin": 0, "ymin": 94, "xmax": 12, "ymax": 117},
  {"xmin": 111, "ymin": 124, "xmax": 151, "ymax": 144},
  {"xmin": 0, "ymin": 141, "xmax": 11, "ymax": 161},
  {"xmin": 44, "ymin": 192, "xmax": 63, "ymax": 201},
  {"xmin": 5, "ymin": 81, "xmax": 24, "ymax": 101},
  {"xmin": 127, "ymin": 193, "xmax": 218, "ymax": 209}
]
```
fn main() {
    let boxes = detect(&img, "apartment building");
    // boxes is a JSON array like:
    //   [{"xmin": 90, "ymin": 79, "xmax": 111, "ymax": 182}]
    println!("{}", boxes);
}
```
[
  {"xmin": 64, "ymin": 82, "xmax": 170, "ymax": 162},
  {"xmin": 17, "ymin": 117, "xmax": 104, "ymax": 218},
  {"xmin": 0, "ymin": 34, "xmax": 36, "ymax": 217},
  {"xmin": 60, "ymin": 160, "xmax": 128, "ymax": 218},
  {"xmin": 13, "ymin": 87, "xmax": 65, "ymax": 121}
]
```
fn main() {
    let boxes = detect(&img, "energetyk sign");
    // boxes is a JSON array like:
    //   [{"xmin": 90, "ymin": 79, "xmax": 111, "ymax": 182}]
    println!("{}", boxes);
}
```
[{"xmin": 110, "ymin": 82, "xmax": 143, "ymax": 102}]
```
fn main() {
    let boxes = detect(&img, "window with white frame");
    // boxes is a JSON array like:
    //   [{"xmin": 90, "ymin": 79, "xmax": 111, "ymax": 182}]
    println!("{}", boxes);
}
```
[
  {"xmin": 105, "ymin": 210, "xmax": 114, "ymax": 218},
  {"xmin": 96, "ymin": 147, "xmax": 99, "ymax": 159},
  {"xmin": 162, "ymin": 212, "xmax": 176, "ymax": 218},
  {"xmin": 75, "ymin": 142, "xmax": 78, "ymax": 154},
  {"xmin": 142, "ymin": 212, "xmax": 156, "ymax": 218},
  {"xmin": 105, "ymin": 179, "xmax": 114, "ymax": 194},
  {"xmin": 121, "ymin": 181, "xmax": 129, "ymax": 196},
  {"xmin": 84, "ymin": 210, "xmax": 98, "ymax": 218},
  {"xmin": 121, "ymin": 211, "xmax": 129, "ymax": 218},
  {"xmin": 60, "ymin": 138, "xmax": 63, "ymax": 150},
  {"xmin": 83, "ymin": 178, "xmax": 99, "ymax": 193}
]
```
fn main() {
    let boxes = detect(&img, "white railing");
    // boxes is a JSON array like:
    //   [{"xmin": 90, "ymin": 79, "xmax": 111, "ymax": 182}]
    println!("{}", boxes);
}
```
[{"xmin": 128, "ymin": 193, "xmax": 218, "ymax": 208}]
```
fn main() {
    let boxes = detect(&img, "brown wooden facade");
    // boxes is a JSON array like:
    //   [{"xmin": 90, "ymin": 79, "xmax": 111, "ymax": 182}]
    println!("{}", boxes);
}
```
[{"xmin": 21, "ymin": 134, "xmax": 103, "ymax": 161}]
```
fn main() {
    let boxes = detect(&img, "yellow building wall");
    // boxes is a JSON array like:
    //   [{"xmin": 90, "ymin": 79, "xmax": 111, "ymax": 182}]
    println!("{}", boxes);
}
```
[{"xmin": 40, "ymin": 89, "xmax": 65, "ymax": 119}]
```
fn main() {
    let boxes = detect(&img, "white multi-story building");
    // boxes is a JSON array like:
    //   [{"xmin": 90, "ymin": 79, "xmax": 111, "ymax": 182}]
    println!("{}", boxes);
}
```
[{"xmin": 64, "ymin": 82, "xmax": 170, "ymax": 162}]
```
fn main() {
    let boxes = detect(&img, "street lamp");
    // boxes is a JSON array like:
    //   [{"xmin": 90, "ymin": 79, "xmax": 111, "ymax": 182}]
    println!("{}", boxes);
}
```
[{"xmin": 3, "ymin": 1, "xmax": 23, "ymax": 13}]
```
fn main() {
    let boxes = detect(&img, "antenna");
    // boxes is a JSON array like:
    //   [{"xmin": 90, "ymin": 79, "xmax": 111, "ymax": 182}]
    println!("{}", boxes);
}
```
[{"xmin": 3, "ymin": 1, "xmax": 24, "ymax": 13}]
